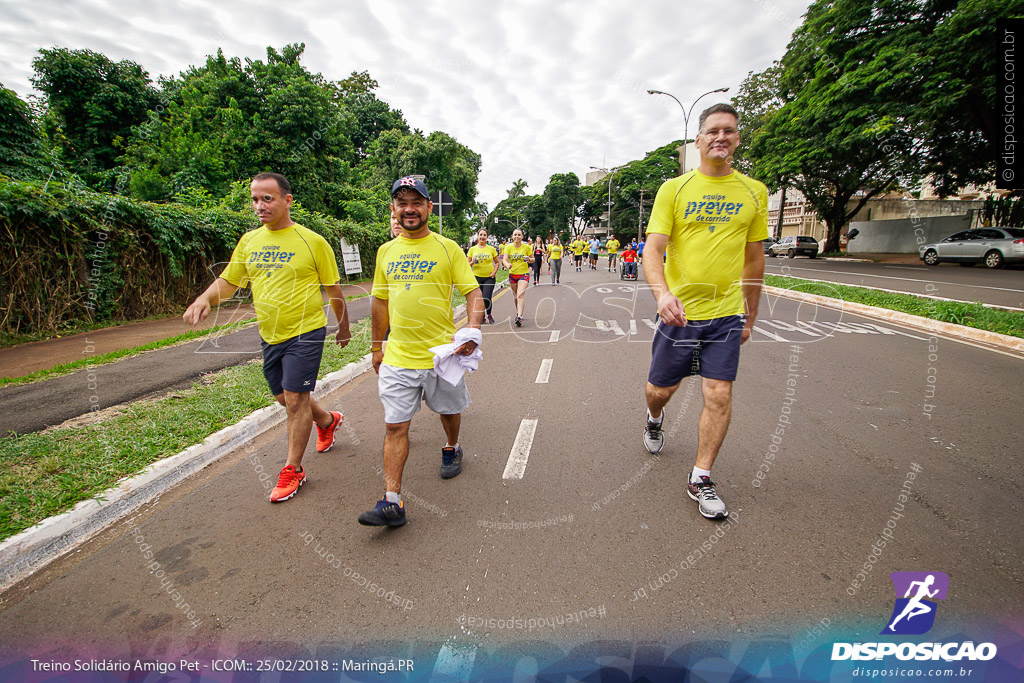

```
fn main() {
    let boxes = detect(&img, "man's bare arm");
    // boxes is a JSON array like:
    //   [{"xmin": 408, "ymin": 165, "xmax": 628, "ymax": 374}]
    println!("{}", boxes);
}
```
[
  {"xmin": 370, "ymin": 296, "xmax": 389, "ymax": 373},
  {"xmin": 182, "ymin": 278, "xmax": 239, "ymax": 326},
  {"xmin": 323, "ymin": 283, "xmax": 350, "ymax": 347},
  {"xmin": 740, "ymin": 240, "xmax": 765, "ymax": 344},
  {"xmin": 643, "ymin": 233, "xmax": 686, "ymax": 326}
]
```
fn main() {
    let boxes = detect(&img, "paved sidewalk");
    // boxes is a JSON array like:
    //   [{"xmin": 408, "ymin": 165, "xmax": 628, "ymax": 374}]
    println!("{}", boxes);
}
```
[{"xmin": 0, "ymin": 282, "xmax": 372, "ymax": 379}]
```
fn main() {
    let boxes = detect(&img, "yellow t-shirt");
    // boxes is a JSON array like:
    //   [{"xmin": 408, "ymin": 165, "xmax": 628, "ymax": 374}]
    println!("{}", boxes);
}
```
[
  {"xmin": 548, "ymin": 244, "xmax": 563, "ymax": 260},
  {"xmin": 646, "ymin": 170, "xmax": 769, "ymax": 321},
  {"xmin": 572, "ymin": 240, "xmax": 586, "ymax": 256},
  {"xmin": 503, "ymin": 243, "xmax": 533, "ymax": 275},
  {"xmin": 221, "ymin": 223, "xmax": 340, "ymax": 345},
  {"xmin": 467, "ymin": 244, "xmax": 498, "ymax": 278},
  {"xmin": 372, "ymin": 232, "xmax": 478, "ymax": 369},
  {"xmin": 606, "ymin": 239, "xmax": 620, "ymax": 254}
]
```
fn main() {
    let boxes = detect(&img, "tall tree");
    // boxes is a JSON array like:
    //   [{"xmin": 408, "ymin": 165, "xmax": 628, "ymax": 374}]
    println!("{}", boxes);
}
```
[
  {"xmin": 541, "ymin": 173, "xmax": 583, "ymax": 237},
  {"xmin": 507, "ymin": 178, "xmax": 528, "ymax": 199},
  {"xmin": 31, "ymin": 47, "xmax": 158, "ymax": 181},
  {"xmin": 746, "ymin": 0, "xmax": 1017, "ymax": 251}
]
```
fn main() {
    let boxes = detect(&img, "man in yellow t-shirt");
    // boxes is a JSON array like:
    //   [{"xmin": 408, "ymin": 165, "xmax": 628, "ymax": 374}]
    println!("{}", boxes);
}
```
[
  {"xmin": 606, "ymin": 236, "xmax": 620, "ymax": 272},
  {"xmin": 641, "ymin": 103, "xmax": 768, "ymax": 521},
  {"xmin": 571, "ymin": 237, "xmax": 587, "ymax": 272},
  {"xmin": 358, "ymin": 176, "xmax": 484, "ymax": 528},
  {"xmin": 183, "ymin": 173, "xmax": 350, "ymax": 503},
  {"xmin": 546, "ymin": 236, "xmax": 564, "ymax": 284}
]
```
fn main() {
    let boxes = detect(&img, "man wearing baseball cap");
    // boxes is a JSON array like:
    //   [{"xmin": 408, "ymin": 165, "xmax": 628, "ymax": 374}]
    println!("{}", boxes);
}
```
[{"xmin": 359, "ymin": 176, "xmax": 484, "ymax": 527}]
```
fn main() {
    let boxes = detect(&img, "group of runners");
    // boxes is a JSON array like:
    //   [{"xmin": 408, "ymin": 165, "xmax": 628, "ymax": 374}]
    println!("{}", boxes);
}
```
[{"xmin": 182, "ymin": 103, "xmax": 766, "ymax": 526}]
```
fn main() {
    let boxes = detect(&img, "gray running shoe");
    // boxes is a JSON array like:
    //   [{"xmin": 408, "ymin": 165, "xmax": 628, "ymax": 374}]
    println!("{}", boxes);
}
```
[
  {"xmin": 643, "ymin": 415, "xmax": 664, "ymax": 454},
  {"xmin": 687, "ymin": 475, "xmax": 728, "ymax": 519},
  {"xmin": 441, "ymin": 444, "xmax": 463, "ymax": 479}
]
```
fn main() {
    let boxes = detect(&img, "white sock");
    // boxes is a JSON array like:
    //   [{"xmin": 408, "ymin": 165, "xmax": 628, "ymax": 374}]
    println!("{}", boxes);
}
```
[
  {"xmin": 647, "ymin": 409, "xmax": 663, "ymax": 424},
  {"xmin": 445, "ymin": 442, "xmax": 458, "ymax": 449},
  {"xmin": 385, "ymin": 491, "xmax": 401, "ymax": 504},
  {"xmin": 691, "ymin": 467, "xmax": 711, "ymax": 483}
]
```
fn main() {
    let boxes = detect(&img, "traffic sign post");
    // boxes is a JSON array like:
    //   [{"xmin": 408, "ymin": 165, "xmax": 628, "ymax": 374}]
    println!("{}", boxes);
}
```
[{"xmin": 431, "ymin": 191, "xmax": 453, "ymax": 236}]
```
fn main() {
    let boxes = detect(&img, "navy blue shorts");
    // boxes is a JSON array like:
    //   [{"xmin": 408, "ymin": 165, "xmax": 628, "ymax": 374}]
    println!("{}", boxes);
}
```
[
  {"xmin": 648, "ymin": 315, "xmax": 745, "ymax": 386},
  {"xmin": 261, "ymin": 326, "xmax": 326, "ymax": 395}
]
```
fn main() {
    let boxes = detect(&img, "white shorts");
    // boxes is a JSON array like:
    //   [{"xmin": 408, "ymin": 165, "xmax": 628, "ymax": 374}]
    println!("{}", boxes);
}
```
[{"xmin": 378, "ymin": 364, "xmax": 471, "ymax": 424}]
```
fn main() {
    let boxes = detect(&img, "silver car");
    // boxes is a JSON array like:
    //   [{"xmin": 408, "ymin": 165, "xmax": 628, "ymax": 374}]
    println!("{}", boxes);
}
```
[{"xmin": 920, "ymin": 227, "xmax": 1024, "ymax": 269}]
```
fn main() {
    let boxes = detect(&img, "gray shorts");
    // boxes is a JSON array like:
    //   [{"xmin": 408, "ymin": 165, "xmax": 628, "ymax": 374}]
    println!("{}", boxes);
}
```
[{"xmin": 378, "ymin": 364, "xmax": 471, "ymax": 424}]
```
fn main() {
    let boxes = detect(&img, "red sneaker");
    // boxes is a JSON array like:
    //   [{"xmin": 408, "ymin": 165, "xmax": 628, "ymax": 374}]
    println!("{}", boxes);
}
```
[
  {"xmin": 270, "ymin": 465, "xmax": 305, "ymax": 502},
  {"xmin": 315, "ymin": 411, "xmax": 343, "ymax": 452}
]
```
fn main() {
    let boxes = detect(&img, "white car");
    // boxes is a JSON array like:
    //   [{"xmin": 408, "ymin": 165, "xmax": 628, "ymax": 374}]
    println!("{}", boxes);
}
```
[{"xmin": 919, "ymin": 227, "xmax": 1024, "ymax": 268}]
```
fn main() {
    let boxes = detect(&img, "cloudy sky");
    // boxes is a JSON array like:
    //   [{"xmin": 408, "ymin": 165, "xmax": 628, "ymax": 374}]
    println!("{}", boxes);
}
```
[{"xmin": 0, "ymin": 0, "xmax": 813, "ymax": 208}]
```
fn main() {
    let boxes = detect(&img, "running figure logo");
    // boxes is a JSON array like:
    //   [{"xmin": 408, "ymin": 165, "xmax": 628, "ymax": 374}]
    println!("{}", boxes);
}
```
[{"xmin": 881, "ymin": 571, "xmax": 949, "ymax": 635}]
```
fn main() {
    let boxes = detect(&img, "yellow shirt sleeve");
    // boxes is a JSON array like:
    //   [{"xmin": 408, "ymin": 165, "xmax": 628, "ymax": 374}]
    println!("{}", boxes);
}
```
[
  {"xmin": 313, "ymin": 235, "xmax": 341, "ymax": 284},
  {"xmin": 220, "ymin": 232, "xmax": 252, "ymax": 287},
  {"xmin": 372, "ymin": 241, "xmax": 393, "ymax": 300},
  {"xmin": 646, "ymin": 179, "xmax": 679, "ymax": 237}
]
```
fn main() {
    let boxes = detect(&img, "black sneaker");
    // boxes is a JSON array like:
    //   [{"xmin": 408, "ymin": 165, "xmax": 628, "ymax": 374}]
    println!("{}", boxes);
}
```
[
  {"xmin": 687, "ymin": 476, "xmax": 728, "ymax": 519},
  {"xmin": 514, "ymin": 316, "xmax": 522, "ymax": 327},
  {"xmin": 358, "ymin": 498, "xmax": 406, "ymax": 527},
  {"xmin": 643, "ymin": 414, "xmax": 665, "ymax": 454},
  {"xmin": 441, "ymin": 444, "xmax": 463, "ymax": 479}
]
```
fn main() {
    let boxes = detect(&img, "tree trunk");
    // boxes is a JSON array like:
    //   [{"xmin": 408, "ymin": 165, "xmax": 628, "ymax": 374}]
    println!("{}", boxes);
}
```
[{"xmin": 823, "ymin": 211, "xmax": 845, "ymax": 254}]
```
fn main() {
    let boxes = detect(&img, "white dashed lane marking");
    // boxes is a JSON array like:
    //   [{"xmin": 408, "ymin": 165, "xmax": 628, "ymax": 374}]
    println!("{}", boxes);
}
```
[
  {"xmin": 535, "ymin": 359, "xmax": 553, "ymax": 384},
  {"xmin": 502, "ymin": 419, "xmax": 538, "ymax": 480}
]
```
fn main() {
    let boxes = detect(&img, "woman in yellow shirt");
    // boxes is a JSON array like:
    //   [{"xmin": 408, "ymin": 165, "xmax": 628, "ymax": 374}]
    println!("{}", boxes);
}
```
[
  {"xmin": 466, "ymin": 228, "xmax": 499, "ymax": 324},
  {"xmin": 546, "ymin": 236, "xmax": 564, "ymax": 285},
  {"xmin": 501, "ymin": 228, "xmax": 534, "ymax": 327}
]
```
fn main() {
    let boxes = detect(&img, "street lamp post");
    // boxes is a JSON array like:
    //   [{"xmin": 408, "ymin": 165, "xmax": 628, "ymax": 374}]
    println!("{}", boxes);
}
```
[{"xmin": 647, "ymin": 87, "xmax": 729, "ymax": 173}]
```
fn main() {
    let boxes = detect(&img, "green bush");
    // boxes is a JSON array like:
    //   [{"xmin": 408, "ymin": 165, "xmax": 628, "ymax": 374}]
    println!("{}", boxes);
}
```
[{"xmin": 0, "ymin": 177, "xmax": 388, "ymax": 339}]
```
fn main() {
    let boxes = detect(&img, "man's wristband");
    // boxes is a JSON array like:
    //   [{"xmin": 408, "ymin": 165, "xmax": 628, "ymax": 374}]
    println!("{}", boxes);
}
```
[{"xmin": 371, "ymin": 347, "xmax": 382, "ymax": 352}]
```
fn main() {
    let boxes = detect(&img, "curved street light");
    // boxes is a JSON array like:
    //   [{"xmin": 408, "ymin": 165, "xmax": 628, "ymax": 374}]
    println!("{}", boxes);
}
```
[{"xmin": 647, "ymin": 87, "xmax": 729, "ymax": 173}]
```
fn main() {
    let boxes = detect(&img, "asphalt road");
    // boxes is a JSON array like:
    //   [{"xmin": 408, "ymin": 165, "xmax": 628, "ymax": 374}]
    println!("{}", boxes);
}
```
[
  {"xmin": 0, "ymin": 297, "xmax": 372, "ymax": 436},
  {"xmin": 1, "ymin": 264, "xmax": 1020, "ymax": 673},
  {"xmin": 765, "ymin": 258, "xmax": 1024, "ymax": 309}
]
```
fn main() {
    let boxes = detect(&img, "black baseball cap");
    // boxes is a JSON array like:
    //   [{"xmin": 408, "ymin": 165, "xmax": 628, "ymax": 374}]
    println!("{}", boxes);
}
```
[{"xmin": 391, "ymin": 176, "xmax": 430, "ymax": 199}]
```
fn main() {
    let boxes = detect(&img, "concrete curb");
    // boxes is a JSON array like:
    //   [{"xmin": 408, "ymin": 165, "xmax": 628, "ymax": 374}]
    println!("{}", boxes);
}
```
[
  {"xmin": 764, "ymin": 286, "xmax": 1024, "ymax": 353},
  {"xmin": 0, "ymin": 290, "xmax": 491, "ymax": 592},
  {"xmin": 0, "ymin": 353, "xmax": 373, "ymax": 592}
]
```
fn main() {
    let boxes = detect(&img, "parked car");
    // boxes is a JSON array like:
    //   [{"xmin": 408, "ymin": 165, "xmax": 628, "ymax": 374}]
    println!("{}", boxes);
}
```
[
  {"xmin": 768, "ymin": 235, "xmax": 819, "ymax": 258},
  {"xmin": 762, "ymin": 237, "xmax": 777, "ymax": 254},
  {"xmin": 919, "ymin": 227, "xmax": 1024, "ymax": 268}
]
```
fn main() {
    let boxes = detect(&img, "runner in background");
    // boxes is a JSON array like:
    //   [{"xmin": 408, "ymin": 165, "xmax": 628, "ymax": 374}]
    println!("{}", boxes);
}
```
[
  {"xmin": 531, "ymin": 236, "xmax": 545, "ymax": 286},
  {"xmin": 572, "ymin": 236, "xmax": 586, "ymax": 272},
  {"xmin": 502, "ymin": 228, "xmax": 533, "ymax": 327},
  {"xmin": 467, "ymin": 228, "xmax": 499, "ymax": 324},
  {"xmin": 588, "ymin": 236, "xmax": 600, "ymax": 270},
  {"xmin": 606, "ymin": 235, "xmax": 620, "ymax": 272},
  {"xmin": 547, "ymin": 236, "xmax": 563, "ymax": 284}
]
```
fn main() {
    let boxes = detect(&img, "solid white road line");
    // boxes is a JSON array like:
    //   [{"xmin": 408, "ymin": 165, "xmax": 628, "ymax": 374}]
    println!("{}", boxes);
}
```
[
  {"xmin": 629, "ymin": 319, "xmax": 638, "ymax": 335},
  {"xmin": 502, "ymin": 419, "xmax": 538, "ymax": 480},
  {"xmin": 548, "ymin": 329, "xmax": 560, "ymax": 342},
  {"xmin": 765, "ymin": 264, "xmax": 1024, "ymax": 295},
  {"xmin": 535, "ymin": 359, "xmax": 553, "ymax": 384}
]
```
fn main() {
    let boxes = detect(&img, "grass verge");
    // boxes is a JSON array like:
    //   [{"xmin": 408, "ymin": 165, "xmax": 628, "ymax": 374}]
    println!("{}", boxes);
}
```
[
  {"xmin": 765, "ymin": 275, "xmax": 1024, "ymax": 338},
  {"xmin": 0, "ymin": 318, "xmax": 372, "ymax": 543},
  {"xmin": 0, "ymin": 318, "xmax": 258, "ymax": 388}
]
